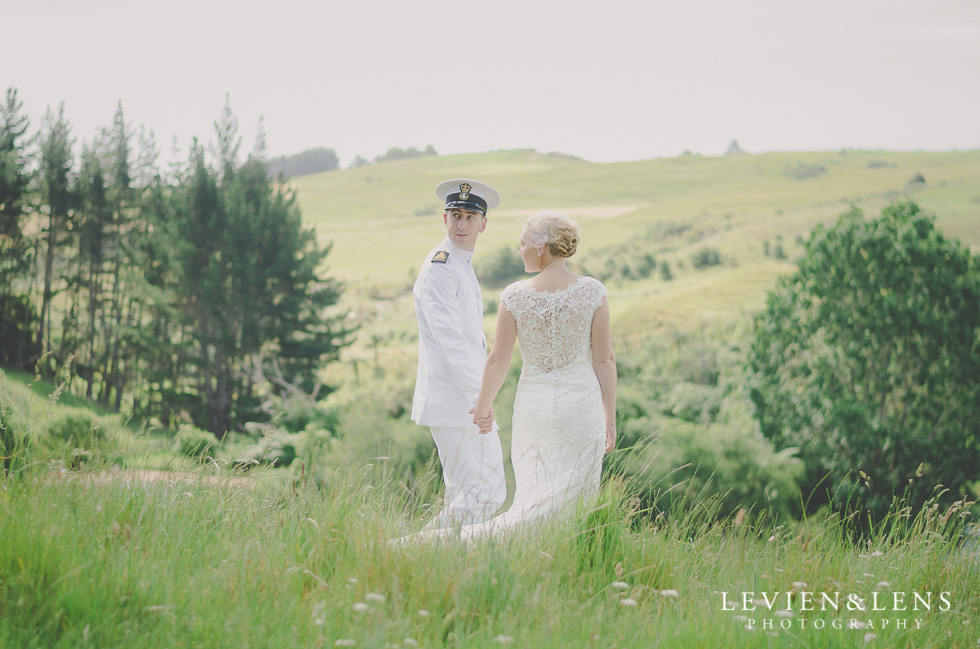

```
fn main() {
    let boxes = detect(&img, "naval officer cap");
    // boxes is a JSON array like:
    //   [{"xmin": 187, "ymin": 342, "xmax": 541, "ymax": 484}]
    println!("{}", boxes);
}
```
[{"xmin": 436, "ymin": 179, "xmax": 501, "ymax": 216}]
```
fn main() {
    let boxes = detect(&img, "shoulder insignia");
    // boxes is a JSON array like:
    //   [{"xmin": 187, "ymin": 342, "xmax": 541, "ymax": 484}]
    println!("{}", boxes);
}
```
[{"xmin": 431, "ymin": 250, "xmax": 449, "ymax": 264}]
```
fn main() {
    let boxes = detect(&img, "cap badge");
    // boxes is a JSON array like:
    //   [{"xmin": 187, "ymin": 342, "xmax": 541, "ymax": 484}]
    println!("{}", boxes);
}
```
[{"xmin": 458, "ymin": 183, "xmax": 471, "ymax": 200}]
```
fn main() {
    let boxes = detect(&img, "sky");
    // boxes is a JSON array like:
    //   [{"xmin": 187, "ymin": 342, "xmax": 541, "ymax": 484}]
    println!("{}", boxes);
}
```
[{"xmin": 5, "ymin": 0, "xmax": 980, "ymax": 166}]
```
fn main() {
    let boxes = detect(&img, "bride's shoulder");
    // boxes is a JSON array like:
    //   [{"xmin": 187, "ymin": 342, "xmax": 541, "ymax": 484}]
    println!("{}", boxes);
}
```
[
  {"xmin": 578, "ymin": 275, "xmax": 606, "ymax": 292},
  {"xmin": 576, "ymin": 276, "xmax": 607, "ymax": 308},
  {"xmin": 501, "ymin": 279, "xmax": 528, "ymax": 296},
  {"xmin": 499, "ymin": 280, "xmax": 528, "ymax": 308}
]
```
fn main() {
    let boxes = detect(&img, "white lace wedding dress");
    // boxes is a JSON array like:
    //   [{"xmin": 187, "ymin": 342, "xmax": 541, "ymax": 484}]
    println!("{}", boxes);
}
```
[{"xmin": 401, "ymin": 275, "xmax": 608, "ymax": 543}]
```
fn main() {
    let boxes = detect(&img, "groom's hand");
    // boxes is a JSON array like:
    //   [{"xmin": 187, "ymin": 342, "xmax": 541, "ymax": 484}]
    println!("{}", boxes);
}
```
[{"xmin": 469, "ymin": 405, "xmax": 495, "ymax": 434}]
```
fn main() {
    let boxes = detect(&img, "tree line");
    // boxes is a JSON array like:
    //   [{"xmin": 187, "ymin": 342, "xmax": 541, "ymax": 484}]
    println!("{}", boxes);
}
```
[{"xmin": 0, "ymin": 89, "xmax": 353, "ymax": 437}]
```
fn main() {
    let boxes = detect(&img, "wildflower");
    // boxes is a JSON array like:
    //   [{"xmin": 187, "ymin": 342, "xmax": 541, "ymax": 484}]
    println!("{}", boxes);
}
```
[
  {"xmin": 403, "ymin": 639, "xmax": 419, "ymax": 648},
  {"xmin": 365, "ymin": 593, "xmax": 386, "ymax": 604},
  {"xmin": 792, "ymin": 581, "xmax": 808, "ymax": 589},
  {"xmin": 744, "ymin": 624, "xmax": 754, "ymax": 631},
  {"xmin": 848, "ymin": 620, "xmax": 868, "ymax": 630},
  {"xmin": 660, "ymin": 590, "xmax": 679, "ymax": 599},
  {"xmin": 620, "ymin": 598, "xmax": 638, "ymax": 607},
  {"xmin": 864, "ymin": 633, "xmax": 877, "ymax": 643},
  {"xmin": 492, "ymin": 635, "xmax": 514, "ymax": 644},
  {"xmin": 611, "ymin": 581, "xmax": 629, "ymax": 591},
  {"xmin": 348, "ymin": 577, "xmax": 359, "ymax": 584},
  {"xmin": 335, "ymin": 640, "xmax": 356, "ymax": 647},
  {"xmin": 876, "ymin": 581, "xmax": 891, "ymax": 589},
  {"xmin": 418, "ymin": 610, "xmax": 431, "ymax": 617},
  {"xmin": 733, "ymin": 615, "xmax": 748, "ymax": 622},
  {"xmin": 775, "ymin": 610, "xmax": 794, "ymax": 619},
  {"xmin": 870, "ymin": 551, "xmax": 883, "ymax": 558},
  {"xmin": 352, "ymin": 602, "xmax": 369, "ymax": 613},
  {"xmin": 863, "ymin": 572, "xmax": 874, "ymax": 578}
]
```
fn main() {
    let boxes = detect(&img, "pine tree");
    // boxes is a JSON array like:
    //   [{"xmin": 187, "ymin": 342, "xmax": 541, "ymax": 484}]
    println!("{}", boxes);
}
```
[
  {"xmin": 0, "ymin": 88, "xmax": 35, "ymax": 367},
  {"xmin": 37, "ymin": 103, "xmax": 76, "ymax": 368},
  {"xmin": 170, "ymin": 104, "xmax": 353, "ymax": 436}
]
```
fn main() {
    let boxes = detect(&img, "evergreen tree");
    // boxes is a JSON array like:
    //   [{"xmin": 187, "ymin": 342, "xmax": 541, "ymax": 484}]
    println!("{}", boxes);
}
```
[
  {"xmin": 170, "ymin": 106, "xmax": 353, "ymax": 436},
  {"xmin": 0, "ymin": 88, "xmax": 35, "ymax": 367},
  {"xmin": 101, "ymin": 103, "xmax": 136, "ymax": 409},
  {"xmin": 37, "ymin": 103, "xmax": 76, "ymax": 368},
  {"xmin": 72, "ymin": 144, "xmax": 112, "ymax": 398}
]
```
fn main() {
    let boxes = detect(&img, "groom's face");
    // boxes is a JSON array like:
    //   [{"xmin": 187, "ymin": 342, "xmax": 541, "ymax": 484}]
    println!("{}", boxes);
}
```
[{"xmin": 444, "ymin": 208, "xmax": 487, "ymax": 251}]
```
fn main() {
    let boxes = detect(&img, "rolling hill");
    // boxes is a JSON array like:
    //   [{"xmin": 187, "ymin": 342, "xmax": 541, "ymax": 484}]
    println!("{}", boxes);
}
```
[{"xmin": 290, "ymin": 148, "xmax": 980, "ymax": 347}]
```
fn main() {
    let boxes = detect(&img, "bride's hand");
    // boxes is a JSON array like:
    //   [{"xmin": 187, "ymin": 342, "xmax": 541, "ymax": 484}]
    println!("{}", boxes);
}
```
[
  {"xmin": 604, "ymin": 420, "xmax": 617, "ymax": 454},
  {"xmin": 469, "ymin": 405, "xmax": 495, "ymax": 434}
]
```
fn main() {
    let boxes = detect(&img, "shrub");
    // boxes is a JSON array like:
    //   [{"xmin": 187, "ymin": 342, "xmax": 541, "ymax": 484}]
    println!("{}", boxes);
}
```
[
  {"xmin": 477, "ymin": 245, "xmax": 527, "ymax": 288},
  {"xmin": 749, "ymin": 202, "xmax": 980, "ymax": 519},
  {"xmin": 610, "ymin": 412, "xmax": 802, "ymax": 520},
  {"xmin": 664, "ymin": 382, "xmax": 724, "ymax": 423},
  {"xmin": 276, "ymin": 398, "xmax": 339, "ymax": 435},
  {"xmin": 785, "ymin": 162, "xmax": 827, "ymax": 179},
  {"xmin": 1, "ymin": 400, "xmax": 28, "ymax": 473},
  {"xmin": 47, "ymin": 410, "xmax": 105, "ymax": 446},
  {"xmin": 690, "ymin": 247, "xmax": 722, "ymax": 269},
  {"xmin": 173, "ymin": 425, "xmax": 216, "ymax": 460}
]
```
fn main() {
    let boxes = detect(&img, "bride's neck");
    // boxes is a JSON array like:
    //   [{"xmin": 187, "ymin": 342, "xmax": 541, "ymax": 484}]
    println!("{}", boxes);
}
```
[{"xmin": 538, "ymin": 258, "xmax": 569, "ymax": 274}]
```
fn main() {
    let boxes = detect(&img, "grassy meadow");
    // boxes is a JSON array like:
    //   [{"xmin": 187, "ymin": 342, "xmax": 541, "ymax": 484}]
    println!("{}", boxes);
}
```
[
  {"xmin": 1, "ymin": 399, "xmax": 978, "ymax": 649},
  {"xmin": 3, "ymin": 147, "xmax": 980, "ymax": 647}
]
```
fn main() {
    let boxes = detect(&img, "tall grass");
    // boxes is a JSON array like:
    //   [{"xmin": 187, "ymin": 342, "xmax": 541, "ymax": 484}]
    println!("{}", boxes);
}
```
[{"xmin": 2, "ymin": 445, "xmax": 977, "ymax": 648}]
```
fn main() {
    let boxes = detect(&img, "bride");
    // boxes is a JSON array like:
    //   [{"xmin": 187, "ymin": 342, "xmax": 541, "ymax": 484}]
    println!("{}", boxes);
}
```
[{"xmin": 399, "ymin": 211, "xmax": 617, "ymax": 542}]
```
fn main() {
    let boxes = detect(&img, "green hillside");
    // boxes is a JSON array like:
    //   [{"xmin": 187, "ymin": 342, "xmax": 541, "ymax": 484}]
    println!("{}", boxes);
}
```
[{"xmin": 292, "ymin": 148, "xmax": 980, "ymax": 345}]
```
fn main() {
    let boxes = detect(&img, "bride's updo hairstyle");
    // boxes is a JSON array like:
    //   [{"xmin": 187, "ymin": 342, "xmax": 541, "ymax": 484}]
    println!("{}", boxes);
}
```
[{"xmin": 522, "ymin": 211, "xmax": 581, "ymax": 258}]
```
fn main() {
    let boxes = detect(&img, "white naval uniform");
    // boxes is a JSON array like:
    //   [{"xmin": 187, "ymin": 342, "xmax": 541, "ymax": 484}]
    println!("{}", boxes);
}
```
[{"xmin": 412, "ymin": 237, "xmax": 506, "ymax": 529}]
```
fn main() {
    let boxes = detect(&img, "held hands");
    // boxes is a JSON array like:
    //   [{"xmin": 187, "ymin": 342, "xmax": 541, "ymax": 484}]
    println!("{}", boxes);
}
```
[
  {"xmin": 604, "ymin": 419, "xmax": 617, "ymax": 454},
  {"xmin": 469, "ymin": 405, "xmax": 495, "ymax": 434}
]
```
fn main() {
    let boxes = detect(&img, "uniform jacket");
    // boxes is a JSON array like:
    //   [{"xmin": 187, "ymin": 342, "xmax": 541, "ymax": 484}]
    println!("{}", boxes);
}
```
[{"xmin": 412, "ymin": 237, "xmax": 489, "ymax": 427}]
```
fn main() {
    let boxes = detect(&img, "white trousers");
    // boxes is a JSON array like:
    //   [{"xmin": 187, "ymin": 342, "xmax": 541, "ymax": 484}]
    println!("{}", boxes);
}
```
[{"xmin": 424, "ymin": 425, "xmax": 507, "ymax": 530}]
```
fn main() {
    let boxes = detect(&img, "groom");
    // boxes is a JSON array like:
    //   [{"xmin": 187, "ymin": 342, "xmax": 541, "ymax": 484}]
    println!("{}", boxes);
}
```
[{"xmin": 411, "ymin": 178, "xmax": 507, "ymax": 529}]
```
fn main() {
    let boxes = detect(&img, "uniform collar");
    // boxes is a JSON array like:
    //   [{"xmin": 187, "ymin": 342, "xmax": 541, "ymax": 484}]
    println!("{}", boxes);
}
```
[{"xmin": 443, "ymin": 237, "xmax": 476, "ymax": 264}]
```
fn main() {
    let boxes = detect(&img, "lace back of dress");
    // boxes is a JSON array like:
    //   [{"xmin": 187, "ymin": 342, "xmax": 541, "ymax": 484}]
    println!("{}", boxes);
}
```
[{"xmin": 502, "ymin": 278, "xmax": 605, "ymax": 373}]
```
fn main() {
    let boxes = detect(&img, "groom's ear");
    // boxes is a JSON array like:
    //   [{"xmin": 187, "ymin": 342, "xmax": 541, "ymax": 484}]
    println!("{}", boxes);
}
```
[{"xmin": 480, "ymin": 217, "xmax": 487, "ymax": 232}]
